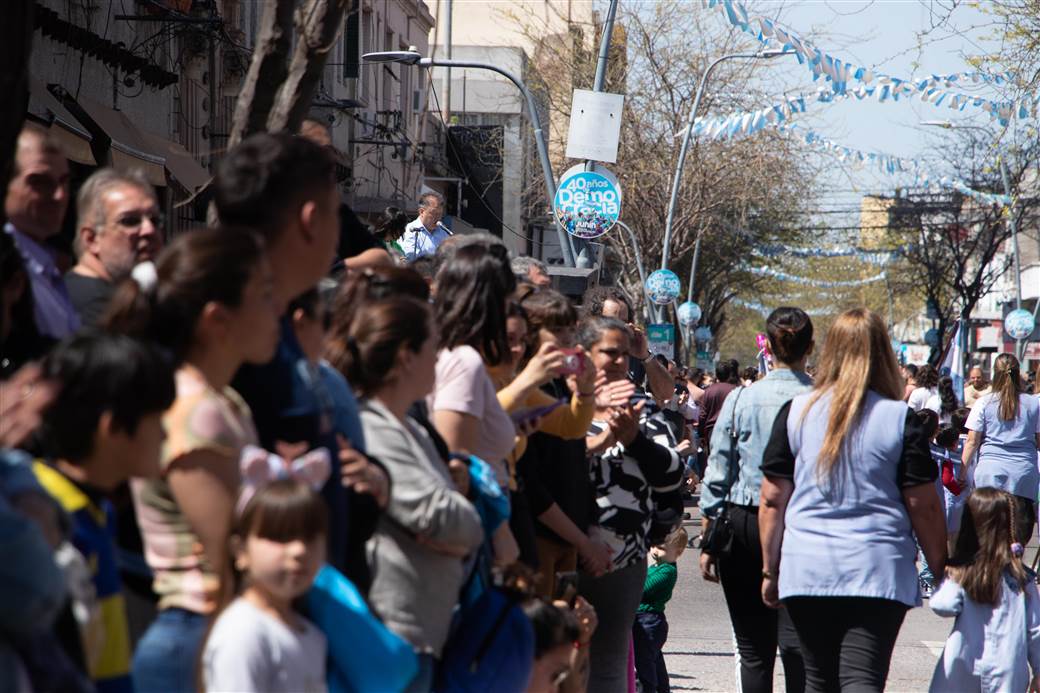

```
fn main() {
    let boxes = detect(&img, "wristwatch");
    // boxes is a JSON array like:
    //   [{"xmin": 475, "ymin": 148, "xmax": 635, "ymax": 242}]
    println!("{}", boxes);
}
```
[{"xmin": 762, "ymin": 569, "xmax": 776, "ymax": 580}]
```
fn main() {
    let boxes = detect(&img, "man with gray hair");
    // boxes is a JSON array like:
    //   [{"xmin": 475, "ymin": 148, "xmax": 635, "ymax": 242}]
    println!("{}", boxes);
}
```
[
  {"xmin": 65, "ymin": 168, "xmax": 163, "ymax": 326},
  {"xmin": 401, "ymin": 190, "xmax": 451, "ymax": 261},
  {"xmin": 511, "ymin": 255, "xmax": 551, "ymax": 288}
]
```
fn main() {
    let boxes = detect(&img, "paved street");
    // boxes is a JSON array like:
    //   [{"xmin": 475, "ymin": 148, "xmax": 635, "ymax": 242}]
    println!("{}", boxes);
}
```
[{"xmin": 663, "ymin": 500, "xmax": 955, "ymax": 692}]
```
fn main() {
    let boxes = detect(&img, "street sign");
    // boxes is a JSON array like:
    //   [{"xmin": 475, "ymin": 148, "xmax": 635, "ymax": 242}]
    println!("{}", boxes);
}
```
[
  {"xmin": 648, "ymin": 323, "xmax": 675, "ymax": 361},
  {"xmin": 565, "ymin": 89, "xmax": 625, "ymax": 163},
  {"xmin": 553, "ymin": 164, "xmax": 622, "ymax": 239}
]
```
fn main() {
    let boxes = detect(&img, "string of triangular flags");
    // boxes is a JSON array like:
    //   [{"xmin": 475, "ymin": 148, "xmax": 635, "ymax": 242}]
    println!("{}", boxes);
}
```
[
  {"xmin": 734, "ymin": 298, "xmax": 835, "ymax": 316},
  {"xmin": 783, "ymin": 124, "xmax": 1014, "ymax": 207},
  {"xmin": 755, "ymin": 243, "xmax": 898, "ymax": 265},
  {"xmin": 703, "ymin": 0, "xmax": 1038, "ymax": 125},
  {"xmin": 748, "ymin": 264, "xmax": 888, "ymax": 287}
]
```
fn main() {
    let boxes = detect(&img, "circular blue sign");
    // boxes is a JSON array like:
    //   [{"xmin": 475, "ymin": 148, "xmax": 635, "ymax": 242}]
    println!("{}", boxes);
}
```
[
  {"xmin": 1005, "ymin": 308, "xmax": 1035, "ymax": 340},
  {"xmin": 924, "ymin": 328, "xmax": 940, "ymax": 347},
  {"xmin": 553, "ymin": 165, "xmax": 622, "ymax": 240},
  {"xmin": 646, "ymin": 269, "xmax": 681, "ymax": 305},
  {"xmin": 677, "ymin": 301, "xmax": 702, "ymax": 326},
  {"xmin": 694, "ymin": 326, "xmax": 713, "ymax": 343}
]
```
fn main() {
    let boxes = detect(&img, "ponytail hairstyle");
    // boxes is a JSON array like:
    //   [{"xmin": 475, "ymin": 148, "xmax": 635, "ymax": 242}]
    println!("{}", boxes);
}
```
[
  {"xmin": 765, "ymin": 307, "xmax": 814, "ymax": 366},
  {"xmin": 991, "ymin": 353, "xmax": 1023, "ymax": 422},
  {"xmin": 948, "ymin": 488, "xmax": 1027, "ymax": 605},
  {"xmin": 937, "ymin": 375, "xmax": 958, "ymax": 416},
  {"xmin": 103, "ymin": 227, "xmax": 265, "ymax": 364},
  {"xmin": 326, "ymin": 296, "xmax": 432, "ymax": 396}
]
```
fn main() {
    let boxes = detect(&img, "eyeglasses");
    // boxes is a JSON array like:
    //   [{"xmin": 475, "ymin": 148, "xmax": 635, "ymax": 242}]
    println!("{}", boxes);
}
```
[{"xmin": 113, "ymin": 212, "xmax": 164, "ymax": 230}]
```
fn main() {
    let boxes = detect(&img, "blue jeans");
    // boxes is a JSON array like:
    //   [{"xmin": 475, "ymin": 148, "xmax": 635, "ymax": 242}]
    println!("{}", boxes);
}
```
[
  {"xmin": 132, "ymin": 607, "xmax": 208, "ymax": 693},
  {"xmin": 633, "ymin": 612, "xmax": 670, "ymax": 693}
]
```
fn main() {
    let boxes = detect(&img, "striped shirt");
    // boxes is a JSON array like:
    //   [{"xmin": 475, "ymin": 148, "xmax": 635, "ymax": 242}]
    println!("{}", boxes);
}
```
[{"xmin": 133, "ymin": 366, "xmax": 258, "ymax": 614}]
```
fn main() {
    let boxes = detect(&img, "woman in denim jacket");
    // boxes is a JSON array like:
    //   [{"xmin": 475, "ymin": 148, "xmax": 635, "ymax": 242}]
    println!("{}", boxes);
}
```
[{"xmin": 698, "ymin": 307, "xmax": 815, "ymax": 693}]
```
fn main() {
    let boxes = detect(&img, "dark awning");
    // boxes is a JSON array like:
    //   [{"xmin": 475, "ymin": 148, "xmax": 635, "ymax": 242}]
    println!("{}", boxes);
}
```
[
  {"xmin": 56, "ymin": 89, "xmax": 167, "ymax": 187},
  {"xmin": 26, "ymin": 76, "xmax": 96, "ymax": 165},
  {"xmin": 139, "ymin": 130, "xmax": 211, "ymax": 194}
]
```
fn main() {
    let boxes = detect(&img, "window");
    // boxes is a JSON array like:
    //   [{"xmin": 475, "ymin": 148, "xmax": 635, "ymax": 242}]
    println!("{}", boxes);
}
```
[
  {"xmin": 360, "ymin": 9, "xmax": 373, "ymax": 101},
  {"xmin": 382, "ymin": 29, "xmax": 394, "ymax": 110}
]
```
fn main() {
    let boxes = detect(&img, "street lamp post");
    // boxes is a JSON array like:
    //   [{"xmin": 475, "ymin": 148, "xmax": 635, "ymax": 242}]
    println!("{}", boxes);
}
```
[
  {"xmin": 922, "ymin": 120, "xmax": 1026, "ymax": 359},
  {"xmin": 363, "ymin": 50, "xmax": 576, "ymax": 267},
  {"xmin": 660, "ymin": 48, "xmax": 792, "ymax": 279},
  {"xmin": 614, "ymin": 220, "xmax": 653, "ymax": 322}
]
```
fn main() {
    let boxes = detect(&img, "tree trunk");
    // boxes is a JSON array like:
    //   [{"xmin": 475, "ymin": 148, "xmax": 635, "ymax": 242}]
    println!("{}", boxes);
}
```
[
  {"xmin": 0, "ymin": 1, "xmax": 34, "ymax": 228},
  {"xmin": 266, "ymin": 0, "xmax": 349, "ymax": 133},
  {"xmin": 227, "ymin": 0, "xmax": 295, "ymax": 149}
]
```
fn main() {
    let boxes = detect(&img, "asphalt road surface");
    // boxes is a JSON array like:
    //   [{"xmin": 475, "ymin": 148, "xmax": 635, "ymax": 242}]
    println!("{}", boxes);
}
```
[{"xmin": 662, "ymin": 498, "xmax": 963, "ymax": 692}]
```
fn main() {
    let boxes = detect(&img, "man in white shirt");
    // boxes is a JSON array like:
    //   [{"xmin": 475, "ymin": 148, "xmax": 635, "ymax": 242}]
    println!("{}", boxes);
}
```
[{"xmin": 401, "ymin": 191, "xmax": 451, "ymax": 262}]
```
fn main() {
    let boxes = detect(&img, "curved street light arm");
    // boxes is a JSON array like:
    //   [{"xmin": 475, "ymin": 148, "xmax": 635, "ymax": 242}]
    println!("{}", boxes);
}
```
[{"xmin": 420, "ymin": 58, "xmax": 576, "ymax": 267}]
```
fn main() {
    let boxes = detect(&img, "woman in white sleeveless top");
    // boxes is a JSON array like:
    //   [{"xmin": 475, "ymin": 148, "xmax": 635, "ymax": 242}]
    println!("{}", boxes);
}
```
[{"xmin": 759, "ymin": 308, "xmax": 948, "ymax": 693}]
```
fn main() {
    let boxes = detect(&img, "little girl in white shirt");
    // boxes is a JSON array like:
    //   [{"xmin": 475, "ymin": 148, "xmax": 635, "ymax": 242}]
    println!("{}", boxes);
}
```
[
  {"xmin": 930, "ymin": 488, "xmax": 1040, "ymax": 692},
  {"xmin": 204, "ymin": 474, "xmax": 329, "ymax": 692}
]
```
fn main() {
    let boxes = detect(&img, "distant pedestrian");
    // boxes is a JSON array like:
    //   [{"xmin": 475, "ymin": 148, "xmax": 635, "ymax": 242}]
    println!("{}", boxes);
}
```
[
  {"xmin": 908, "ymin": 364, "xmax": 939, "ymax": 412},
  {"xmin": 632, "ymin": 526, "xmax": 688, "ymax": 693},
  {"xmin": 963, "ymin": 367, "xmax": 991, "ymax": 407},
  {"xmin": 961, "ymin": 353, "xmax": 1040, "ymax": 545},
  {"xmin": 901, "ymin": 364, "xmax": 919, "ymax": 402},
  {"xmin": 696, "ymin": 359, "xmax": 740, "ymax": 473},
  {"xmin": 512, "ymin": 256, "xmax": 551, "ymax": 288},
  {"xmin": 929, "ymin": 488, "xmax": 1040, "ymax": 693}
]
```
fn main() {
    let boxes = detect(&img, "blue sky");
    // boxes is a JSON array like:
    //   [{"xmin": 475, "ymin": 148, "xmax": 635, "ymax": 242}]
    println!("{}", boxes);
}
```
[{"xmin": 707, "ymin": 0, "xmax": 1014, "ymax": 228}]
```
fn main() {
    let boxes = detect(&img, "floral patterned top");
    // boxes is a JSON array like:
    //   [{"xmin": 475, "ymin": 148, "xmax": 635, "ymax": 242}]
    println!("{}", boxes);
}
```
[{"xmin": 132, "ymin": 366, "xmax": 258, "ymax": 613}]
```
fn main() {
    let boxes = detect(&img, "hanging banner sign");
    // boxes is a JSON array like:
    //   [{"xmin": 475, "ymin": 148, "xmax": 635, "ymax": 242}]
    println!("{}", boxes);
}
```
[
  {"xmin": 1004, "ymin": 309, "xmax": 1036, "ymax": 341},
  {"xmin": 648, "ymin": 324, "xmax": 675, "ymax": 361},
  {"xmin": 553, "ymin": 164, "xmax": 622, "ymax": 239}
]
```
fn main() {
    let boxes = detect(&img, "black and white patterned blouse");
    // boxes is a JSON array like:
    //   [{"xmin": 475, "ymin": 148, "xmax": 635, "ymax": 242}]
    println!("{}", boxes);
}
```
[{"xmin": 587, "ymin": 403, "xmax": 683, "ymax": 570}]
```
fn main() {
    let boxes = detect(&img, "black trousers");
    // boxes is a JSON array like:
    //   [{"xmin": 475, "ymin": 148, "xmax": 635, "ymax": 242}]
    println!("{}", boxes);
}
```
[
  {"xmin": 784, "ymin": 597, "xmax": 907, "ymax": 693},
  {"xmin": 632, "ymin": 612, "xmax": 669, "ymax": 693},
  {"xmin": 717, "ymin": 504, "xmax": 805, "ymax": 693}
]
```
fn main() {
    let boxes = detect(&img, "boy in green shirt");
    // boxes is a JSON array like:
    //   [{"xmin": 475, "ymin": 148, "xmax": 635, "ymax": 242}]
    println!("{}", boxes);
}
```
[{"xmin": 633, "ymin": 526, "xmax": 688, "ymax": 693}]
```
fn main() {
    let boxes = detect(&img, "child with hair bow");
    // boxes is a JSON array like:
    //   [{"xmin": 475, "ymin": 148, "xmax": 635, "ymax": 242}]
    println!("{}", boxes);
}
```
[{"xmin": 203, "ymin": 452, "xmax": 332, "ymax": 693}]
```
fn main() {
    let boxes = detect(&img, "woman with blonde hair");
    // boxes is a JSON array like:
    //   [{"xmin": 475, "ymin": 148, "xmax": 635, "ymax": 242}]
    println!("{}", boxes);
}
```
[
  {"xmin": 759, "ymin": 308, "xmax": 947, "ymax": 692},
  {"xmin": 961, "ymin": 352, "xmax": 1040, "ymax": 545}
]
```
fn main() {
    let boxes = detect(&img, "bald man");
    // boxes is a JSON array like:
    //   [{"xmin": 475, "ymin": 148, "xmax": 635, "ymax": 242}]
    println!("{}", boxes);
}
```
[
  {"xmin": 3, "ymin": 127, "xmax": 79, "ymax": 338},
  {"xmin": 964, "ymin": 366, "xmax": 991, "ymax": 407}
]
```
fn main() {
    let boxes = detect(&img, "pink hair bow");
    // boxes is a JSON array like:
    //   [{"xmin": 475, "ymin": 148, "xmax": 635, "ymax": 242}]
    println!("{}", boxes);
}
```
[{"xmin": 237, "ymin": 444, "xmax": 331, "ymax": 513}]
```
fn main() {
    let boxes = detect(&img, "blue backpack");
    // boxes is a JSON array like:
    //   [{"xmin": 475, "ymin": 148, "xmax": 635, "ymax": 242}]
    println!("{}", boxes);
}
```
[{"xmin": 434, "ymin": 582, "xmax": 534, "ymax": 693}]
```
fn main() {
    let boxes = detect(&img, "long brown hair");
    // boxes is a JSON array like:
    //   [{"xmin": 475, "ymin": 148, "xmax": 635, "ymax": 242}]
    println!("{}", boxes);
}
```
[
  {"xmin": 949, "ymin": 488, "xmax": 1027, "ymax": 605},
  {"xmin": 991, "ymin": 353, "xmax": 1023, "ymax": 421},
  {"xmin": 803, "ymin": 308, "xmax": 903, "ymax": 478}
]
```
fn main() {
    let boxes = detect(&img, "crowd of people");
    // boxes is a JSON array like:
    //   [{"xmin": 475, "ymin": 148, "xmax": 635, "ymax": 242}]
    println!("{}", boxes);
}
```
[
  {"xmin": 0, "ymin": 123, "xmax": 703, "ymax": 693},
  {"xmin": 3, "ymin": 119, "xmax": 1040, "ymax": 693}
]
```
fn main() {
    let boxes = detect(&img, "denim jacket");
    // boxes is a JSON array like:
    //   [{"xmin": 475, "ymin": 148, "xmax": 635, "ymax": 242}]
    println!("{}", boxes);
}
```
[{"xmin": 699, "ymin": 369, "xmax": 813, "ymax": 518}]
